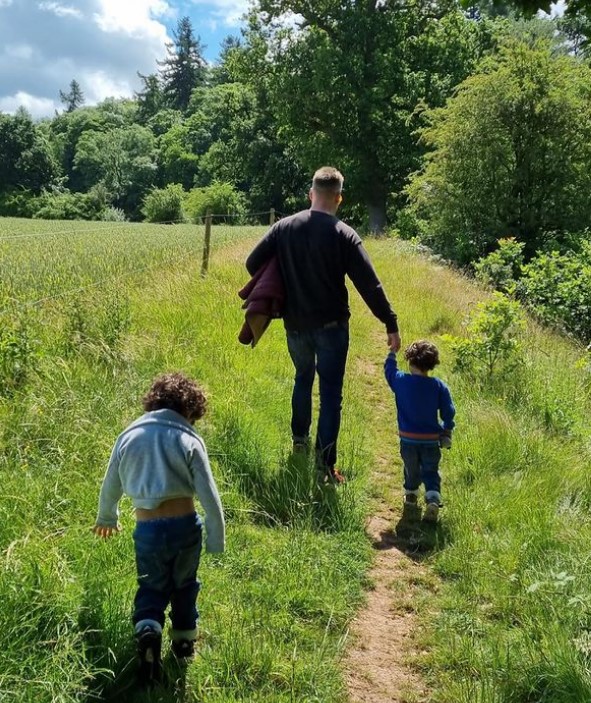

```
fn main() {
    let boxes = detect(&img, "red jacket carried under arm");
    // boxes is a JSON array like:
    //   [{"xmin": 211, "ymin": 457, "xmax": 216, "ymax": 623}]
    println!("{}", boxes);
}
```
[{"xmin": 238, "ymin": 256, "xmax": 285, "ymax": 347}]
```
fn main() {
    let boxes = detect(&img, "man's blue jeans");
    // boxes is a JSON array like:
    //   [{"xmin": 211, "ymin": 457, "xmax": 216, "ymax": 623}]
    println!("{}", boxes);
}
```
[
  {"xmin": 286, "ymin": 322, "xmax": 349, "ymax": 469},
  {"xmin": 400, "ymin": 441, "xmax": 442, "ymax": 505},
  {"xmin": 132, "ymin": 513, "xmax": 202, "ymax": 635}
]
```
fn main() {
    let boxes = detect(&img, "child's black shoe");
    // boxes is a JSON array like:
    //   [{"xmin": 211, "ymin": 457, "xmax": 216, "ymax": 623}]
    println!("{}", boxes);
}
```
[
  {"xmin": 171, "ymin": 638, "xmax": 196, "ymax": 660},
  {"xmin": 136, "ymin": 625, "xmax": 162, "ymax": 685}
]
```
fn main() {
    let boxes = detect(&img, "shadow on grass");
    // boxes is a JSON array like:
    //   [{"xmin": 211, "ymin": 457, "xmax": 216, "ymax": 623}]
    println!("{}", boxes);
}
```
[
  {"xmin": 372, "ymin": 507, "xmax": 449, "ymax": 561},
  {"xmin": 213, "ymin": 413, "xmax": 363, "ymax": 533},
  {"xmin": 85, "ymin": 645, "xmax": 194, "ymax": 703}
]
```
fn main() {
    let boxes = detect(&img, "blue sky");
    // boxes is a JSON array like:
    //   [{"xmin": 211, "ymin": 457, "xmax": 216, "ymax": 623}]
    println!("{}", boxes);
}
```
[{"xmin": 0, "ymin": 0, "xmax": 249, "ymax": 117}]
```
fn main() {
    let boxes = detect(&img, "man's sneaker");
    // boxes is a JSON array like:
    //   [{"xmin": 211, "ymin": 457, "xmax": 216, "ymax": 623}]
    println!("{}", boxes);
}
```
[
  {"xmin": 317, "ymin": 466, "xmax": 346, "ymax": 486},
  {"xmin": 171, "ymin": 638, "xmax": 196, "ymax": 660},
  {"xmin": 136, "ymin": 625, "xmax": 162, "ymax": 684},
  {"xmin": 423, "ymin": 502, "xmax": 440, "ymax": 524}
]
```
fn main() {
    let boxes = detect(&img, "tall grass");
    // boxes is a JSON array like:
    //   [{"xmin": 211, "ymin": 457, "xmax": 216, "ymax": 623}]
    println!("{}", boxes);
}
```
[
  {"xmin": 367, "ymin": 239, "xmax": 591, "ymax": 703},
  {"xmin": 0, "ymin": 221, "xmax": 372, "ymax": 702}
]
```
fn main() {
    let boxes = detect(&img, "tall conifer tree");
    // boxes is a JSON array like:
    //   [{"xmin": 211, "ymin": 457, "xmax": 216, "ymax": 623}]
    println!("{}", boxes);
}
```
[{"xmin": 158, "ymin": 17, "xmax": 206, "ymax": 112}]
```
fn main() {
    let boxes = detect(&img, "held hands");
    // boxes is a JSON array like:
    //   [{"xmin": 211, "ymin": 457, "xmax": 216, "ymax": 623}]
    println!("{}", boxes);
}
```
[
  {"xmin": 387, "ymin": 332, "xmax": 401, "ymax": 352},
  {"xmin": 440, "ymin": 433, "xmax": 452, "ymax": 450},
  {"xmin": 92, "ymin": 524, "xmax": 121, "ymax": 539}
]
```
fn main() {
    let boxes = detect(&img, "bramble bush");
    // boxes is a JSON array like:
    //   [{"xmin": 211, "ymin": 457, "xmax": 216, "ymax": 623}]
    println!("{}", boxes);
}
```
[{"xmin": 442, "ymin": 292, "xmax": 524, "ymax": 379}]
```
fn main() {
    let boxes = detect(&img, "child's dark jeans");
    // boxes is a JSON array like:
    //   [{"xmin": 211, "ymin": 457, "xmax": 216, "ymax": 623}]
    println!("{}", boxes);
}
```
[
  {"xmin": 132, "ymin": 512, "xmax": 202, "ymax": 637},
  {"xmin": 400, "ymin": 441, "xmax": 442, "ymax": 505}
]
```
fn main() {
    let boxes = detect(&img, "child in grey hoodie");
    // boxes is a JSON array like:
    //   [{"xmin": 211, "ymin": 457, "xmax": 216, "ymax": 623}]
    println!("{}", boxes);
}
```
[{"xmin": 93, "ymin": 372, "xmax": 225, "ymax": 682}]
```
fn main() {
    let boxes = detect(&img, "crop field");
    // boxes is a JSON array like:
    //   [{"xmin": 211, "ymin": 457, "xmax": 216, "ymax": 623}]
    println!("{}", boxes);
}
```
[{"xmin": 2, "ymin": 217, "xmax": 591, "ymax": 703}]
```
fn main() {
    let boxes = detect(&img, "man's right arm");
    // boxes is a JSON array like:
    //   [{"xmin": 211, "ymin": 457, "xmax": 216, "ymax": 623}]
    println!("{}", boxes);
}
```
[{"xmin": 245, "ymin": 226, "xmax": 278, "ymax": 275}]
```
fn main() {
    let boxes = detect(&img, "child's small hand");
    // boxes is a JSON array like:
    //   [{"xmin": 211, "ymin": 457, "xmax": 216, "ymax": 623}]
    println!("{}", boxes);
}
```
[
  {"xmin": 440, "ymin": 433, "xmax": 452, "ymax": 450},
  {"xmin": 92, "ymin": 524, "xmax": 121, "ymax": 538}
]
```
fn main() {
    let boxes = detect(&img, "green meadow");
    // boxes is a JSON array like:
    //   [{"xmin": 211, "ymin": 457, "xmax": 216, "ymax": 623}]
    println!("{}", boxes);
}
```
[{"xmin": 1, "ymin": 220, "xmax": 591, "ymax": 702}]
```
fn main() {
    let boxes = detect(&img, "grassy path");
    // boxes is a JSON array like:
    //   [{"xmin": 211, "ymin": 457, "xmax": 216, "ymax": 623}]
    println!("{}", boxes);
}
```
[{"xmin": 3, "ymin": 225, "xmax": 591, "ymax": 702}]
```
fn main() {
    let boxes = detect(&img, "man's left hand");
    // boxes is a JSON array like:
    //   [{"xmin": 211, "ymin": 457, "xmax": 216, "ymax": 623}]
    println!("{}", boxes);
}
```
[{"xmin": 387, "ymin": 332, "xmax": 401, "ymax": 352}]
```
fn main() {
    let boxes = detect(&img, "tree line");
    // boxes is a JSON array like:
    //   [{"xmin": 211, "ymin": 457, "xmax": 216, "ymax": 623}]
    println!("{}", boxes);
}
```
[{"xmin": 2, "ymin": 2, "xmax": 591, "ymax": 339}]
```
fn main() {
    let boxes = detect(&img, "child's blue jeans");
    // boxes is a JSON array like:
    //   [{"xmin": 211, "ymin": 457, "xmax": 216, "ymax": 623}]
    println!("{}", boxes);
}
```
[
  {"xmin": 132, "ymin": 513, "xmax": 202, "ymax": 637},
  {"xmin": 400, "ymin": 441, "xmax": 442, "ymax": 505}
]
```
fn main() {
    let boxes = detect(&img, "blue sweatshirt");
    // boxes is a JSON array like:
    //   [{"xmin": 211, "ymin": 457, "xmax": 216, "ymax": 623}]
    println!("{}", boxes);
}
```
[
  {"xmin": 384, "ymin": 352, "xmax": 455, "ymax": 444},
  {"xmin": 96, "ymin": 409, "xmax": 225, "ymax": 553}
]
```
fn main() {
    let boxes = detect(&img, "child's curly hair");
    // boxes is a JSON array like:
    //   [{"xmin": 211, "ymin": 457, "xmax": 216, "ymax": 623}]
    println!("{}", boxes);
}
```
[
  {"xmin": 143, "ymin": 372, "xmax": 207, "ymax": 422},
  {"xmin": 404, "ymin": 340, "xmax": 440, "ymax": 372}
]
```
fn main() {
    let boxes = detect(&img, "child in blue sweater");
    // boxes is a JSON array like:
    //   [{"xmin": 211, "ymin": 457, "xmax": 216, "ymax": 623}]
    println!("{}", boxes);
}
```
[
  {"xmin": 384, "ymin": 340, "xmax": 455, "ymax": 523},
  {"xmin": 93, "ymin": 372, "xmax": 225, "ymax": 682}
]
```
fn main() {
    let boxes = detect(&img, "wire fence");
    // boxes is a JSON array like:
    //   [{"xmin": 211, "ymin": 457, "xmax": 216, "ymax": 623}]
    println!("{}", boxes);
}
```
[
  {"xmin": 1, "ymin": 208, "xmax": 283, "ymax": 312},
  {"xmin": 0, "ymin": 209, "xmax": 284, "ymax": 242}
]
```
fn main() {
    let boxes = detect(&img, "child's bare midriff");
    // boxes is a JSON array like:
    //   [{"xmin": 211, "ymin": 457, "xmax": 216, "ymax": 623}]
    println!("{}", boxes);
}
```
[{"xmin": 136, "ymin": 497, "xmax": 195, "ymax": 521}]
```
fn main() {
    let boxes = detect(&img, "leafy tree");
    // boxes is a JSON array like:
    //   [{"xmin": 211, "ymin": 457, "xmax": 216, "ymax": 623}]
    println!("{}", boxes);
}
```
[
  {"xmin": 59, "ymin": 79, "xmax": 85, "ymax": 113},
  {"xmin": 239, "ymin": 1, "xmax": 490, "ymax": 231},
  {"xmin": 405, "ymin": 38, "xmax": 591, "ymax": 263},
  {"xmin": 73, "ymin": 125, "xmax": 157, "ymax": 217},
  {"xmin": 0, "ymin": 108, "xmax": 59, "ymax": 193},
  {"xmin": 159, "ymin": 17, "xmax": 206, "ymax": 112}
]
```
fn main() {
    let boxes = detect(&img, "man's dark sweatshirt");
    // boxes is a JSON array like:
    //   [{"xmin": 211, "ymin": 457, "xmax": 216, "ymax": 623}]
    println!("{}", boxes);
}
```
[{"xmin": 245, "ymin": 209, "xmax": 398, "ymax": 333}]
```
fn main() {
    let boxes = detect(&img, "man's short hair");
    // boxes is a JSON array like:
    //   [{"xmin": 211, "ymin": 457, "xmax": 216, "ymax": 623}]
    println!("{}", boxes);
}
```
[
  {"xmin": 404, "ymin": 340, "xmax": 440, "ymax": 372},
  {"xmin": 312, "ymin": 166, "xmax": 344, "ymax": 195}
]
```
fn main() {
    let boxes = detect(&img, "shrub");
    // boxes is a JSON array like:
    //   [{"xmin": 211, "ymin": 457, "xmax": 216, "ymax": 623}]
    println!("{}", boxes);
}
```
[
  {"xmin": 443, "ymin": 292, "xmax": 524, "ymax": 378},
  {"xmin": 0, "ymin": 190, "xmax": 37, "ymax": 217},
  {"xmin": 517, "ymin": 244, "xmax": 591, "ymax": 342},
  {"xmin": 101, "ymin": 207, "xmax": 127, "ymax": 222},
  {"xmin": 185, "ymin": 181, "xmax": 247, "ymax": 224},
  {"xmin": 474, "ymin": 237, "xmax": 525, "ymax": 293},
  {"xmin": 141, "ymin": 184, "xmax": 185, "ymax": 223},
  {"xmin": 32, "ymin": 188, "xmax": 106, "ymax": 221}
]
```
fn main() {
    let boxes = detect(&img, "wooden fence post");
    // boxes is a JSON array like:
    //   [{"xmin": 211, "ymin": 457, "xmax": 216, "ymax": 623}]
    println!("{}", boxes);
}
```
[
  {"xmin": 201, "ymin": 209, "xmax": 212, "ymax": 277},
  {"xmin": 269, "ymin": 207, "xmax": 275, "ymax": 226}
]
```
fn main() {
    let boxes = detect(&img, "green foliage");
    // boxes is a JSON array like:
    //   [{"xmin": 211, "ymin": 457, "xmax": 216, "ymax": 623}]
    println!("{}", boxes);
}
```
[
  {"xmin": 518, "ymin": 243, "xmax": 591, "ymax": 342},
  {"xmin": 31, "ymin": 186, "xmax": 107, "ymax": 221},
  {"xmin": 241, "ymin": 2, "xmax": 491, "ymax": 230},
  {"xmin": 443, "ymin": 292, "xmax": 524, "ymax": 378},
  {"xmin": 141, "ymin": 183, "xmax": 186, "ymax": 223},
  {"xmin": 185, "ymin": 181, "xmax": 247, "ymax": 223},
  {"xmin": 0, "ymin": 109, "xmax": 59, "ymax": 194},
  {"xmin": 101, "ymin": 206, "xmax": 127, "ymax": 222},
  {"xmin": 474, "ymin": 237, "xmax": 525, "ymax": 292},
  {"xmin": 0, "ymin": 292, "xmax": 37, "ymax": 396},
  {"xmin": 73, "ymin": 125, "xmax": 157, "ymax": 217},
  {"xmin": 406, "ymin": 38, "xmax": 591, "ymax": 263}
]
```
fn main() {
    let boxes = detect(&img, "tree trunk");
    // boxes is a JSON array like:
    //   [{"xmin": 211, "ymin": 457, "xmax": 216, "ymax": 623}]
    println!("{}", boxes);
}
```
[{"xmin": 367, "ymin": 194, "xmax": 387, "ymax": 235}]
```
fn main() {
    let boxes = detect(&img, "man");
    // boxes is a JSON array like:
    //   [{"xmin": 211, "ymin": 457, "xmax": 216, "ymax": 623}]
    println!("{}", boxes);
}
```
[{"xmin": 246, "ymin": 166, "xmax": 401, "ymax": 483}]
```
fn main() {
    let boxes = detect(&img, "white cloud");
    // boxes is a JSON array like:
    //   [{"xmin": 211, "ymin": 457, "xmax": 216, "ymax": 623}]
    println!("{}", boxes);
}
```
[
  {"xmin": 39, "ymin": 1, "xmax": 83, "ymax": 19},
  {"xmin": 0, "ymin": 91, "xmax": 59, "ymax": 118},
  {"xmin": 83, "ymin": 70, "xmax": 134, "ymax": 103},
  {"xmin": 94, "ymin": 0, "xmax": 173, "ymax": 39},
  {"xmin": 0, "ymin": 0, "xmax": 14, "ymax": 7}
]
